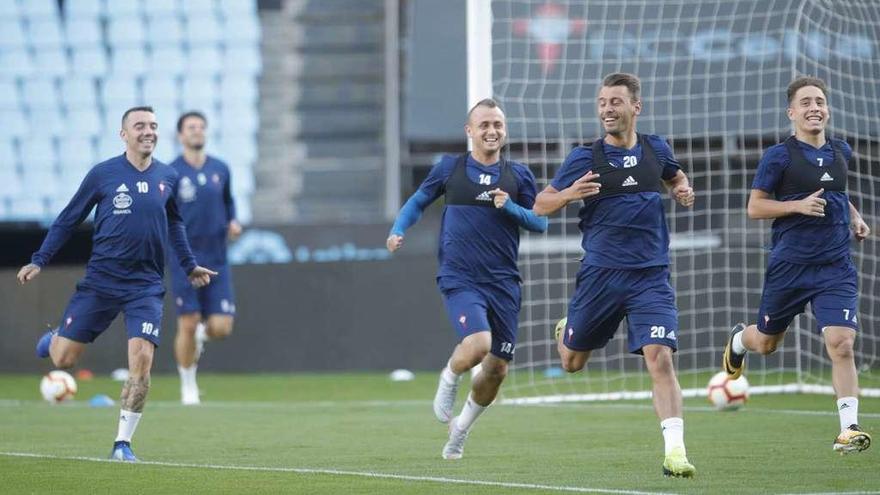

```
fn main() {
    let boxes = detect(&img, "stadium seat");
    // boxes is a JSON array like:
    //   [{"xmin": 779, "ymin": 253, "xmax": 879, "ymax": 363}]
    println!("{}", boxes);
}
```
[
  {"xmin": 224, "ymin": 46, "xmax": 261, "ymax": 75},
  {"xmin": 0, "ymin": 20, "xmax": 27, "ymax": 49},
  {"xmin": 98, "ymin": 136, "xmax": 125, "ymax": 158},
  {"xmin": 152, "ymin": 138, "xmax": 177, "ymax": 163},
  {"xmin": 28, "ymin": 108, "xmax": 66, "ymax": 137},
  {"xmin": 101, "ymin": 77, "xmax": 140, "ymax": 108},
  {"xmin": 33, "ymin": 46, "xmax": 69, "ymax": 77},
  {"xmin": 224, "ymin": 14, "xmax": 261, "ymax": 45},
  {"xmin": 217, "ymin": 137, "xmax": 257, "ymax": 165},
  {"xmin": 61, "ymin": 77, "xmax": 99, "ymax": 111},
  {"xmin": 19, "ymin": 0, "xmax": 59, "ymax": 19},
  {"xmin": 221, "ymin": 105, "xmax": 258, "ymax": 135},
  {"xmin": 230, "ymin": 165, "xmax": 254, "ymax": 195},
  {"xmin": 19, "ymin": 137, "xmax": 58, "ymax": 177},
  {"xmin": 0, "ymin": 1, "xmax": 20, "ymax": 20},
  {"xmin": 0, "ymin": 49, "xmax": 34, "ymax": 79},
  {"xmin": 104, "ymin": 0, "xmax": 143, "ymax": 20},
  {"xmin": 22, "ymin": 78, "xmax": 59, "ymax": 111},
  {"xmin": 186, "ymin": 14, "xmax": 223, "ymax": 46},
  {"xmin": 181, "ymin": 0, "xmax": 216, "ymax": 18},
  {"xmin": 2, "ymin": 109, "xmax": 30, "ymax": 138},
  {"xmin": 107, "ymin": 18, "xmax": 146, "ymax": 48},
  {"xmin": 146, "ymin": 15, "xmax": 184, "ymax": 49},
  {"xmin": 0, "ymin": 139, "xmax": 17, "ymax": 167},
  {"xmin": 70, "ymin": 47, "xmax": 109, "ymax": 77},
  {"xmin": 59, "ymin": 137, "xmax": 98, "ymax": 170},
  {"xmin": 110, "ymin": 46, "xmax": 149, "ymax": 77},
  {"xmin": 220, "ymin": 76, "xmax": 258, "ymax": 105},
  {"xmin": 218, "ymin": 0, "xmax": 258, "ymax": 17},
  {"xmin": 149, "ymin": 46, "xmax": 186, "ymax": 76},
  {"xmin": 64, "ymin": 0, "xmax": 104, "ymax": 21},
  {"xmin": 64, "ymin": 18, "xmax": 103, "ymax": 49},
  {"xmin": 143, "ymin": 0, "xmax": 180, "ymax": 19},
  {"xmin": 182, "ymin": 76, "xmax": 217, "ymax": 111},
  {"xmin": 8, "ymin": 196, "xmax": 48, "ymax": 222},
  {"xmin": 27, "ymin": 18, "xmax": 65, "ymax": 49},
  {"xmin": 0, "ymin": 80, "xmax": 20, "ymax": 110},
  {"xmin": 67, "ymin": 108, "xmax": 103, "ymax": 138},
  {"xmin": 187, "ymin": 46, "xmax": 223, "ymax": 75},
  {"xmin": 142, "ymin": 76, "xmax": 180, "ymax": 107},
  {"xmin": 0, "ymin": 172, "xmax": 23, "ymax": 202}
]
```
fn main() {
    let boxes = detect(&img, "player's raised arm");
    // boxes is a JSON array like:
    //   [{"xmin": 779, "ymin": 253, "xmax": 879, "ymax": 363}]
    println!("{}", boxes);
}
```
[{"xmin": 533, "ymin": 171, "xmax": 601, "ymax": 216}]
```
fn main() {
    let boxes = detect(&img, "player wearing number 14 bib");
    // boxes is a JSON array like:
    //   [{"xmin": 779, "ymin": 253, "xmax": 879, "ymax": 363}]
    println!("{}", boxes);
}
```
[
  {"xmin": 722, "ymin": 76, "xmax": 871, "ymax": 454},
  {"xmin": 534, "ymin": 73, "xmax": 697, "ymax": 478}
]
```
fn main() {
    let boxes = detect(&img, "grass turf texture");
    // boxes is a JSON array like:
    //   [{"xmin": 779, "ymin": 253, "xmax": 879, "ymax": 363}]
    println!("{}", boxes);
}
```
[{"xmin": 0, "ymin": 373, "xmax": 876, "ymax": 494}]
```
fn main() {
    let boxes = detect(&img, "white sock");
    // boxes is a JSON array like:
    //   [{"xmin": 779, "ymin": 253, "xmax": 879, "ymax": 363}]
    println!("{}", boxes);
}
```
[
  {"xmin": 178, "ymin": 365, "xmax": 198, "ymax": 391},
  {"xmin": 660, "ymin": 417, "xmax": 685, "ymax": 455},
  {"xmin": 195, "ymin": 322, "xmax": 208, "ymax": 343},
  {"xmin": 115, "ymin": 410, "xmax": 142, "ymax": 443},
  {"xmin": 441, "ymin": 363, "xmax": 461, "ymax": 385},
  {"xmin": 837, "ymin": 397, "xmax": 859, "ymax": 431},
  {"xmin": 456, "ymin": 394, "xmax": 487, "ymax": 431},
  {"xmin": 732, "ymin": 330, "xmax": 747, "ymax": 355}
]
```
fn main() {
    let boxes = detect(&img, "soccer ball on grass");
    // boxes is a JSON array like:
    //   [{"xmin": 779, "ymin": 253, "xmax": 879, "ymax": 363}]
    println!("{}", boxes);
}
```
[
  {"xmin": 40, "ymin": 370, "xmax": 77, "ymax": 403},
  {"xmin": 706, "ymin": 371, "xmax": 748, "ymax": 410}
]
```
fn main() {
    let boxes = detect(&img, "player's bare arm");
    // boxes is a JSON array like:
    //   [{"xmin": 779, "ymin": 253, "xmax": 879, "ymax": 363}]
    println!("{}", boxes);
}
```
[
  {"xmin": 747, "ymin": 188, "xmax": 826, "ymax": 219},
  {"xmin": 663, "ymin": 170, "xmax": 695, "ymax": 207},
  {"xmin": 533, "ymin": 171, "xmax": 601, "ymax": 216},
  {"xmin": 849, "ymin": 201, "xmax": 870, "ymax": 241}
]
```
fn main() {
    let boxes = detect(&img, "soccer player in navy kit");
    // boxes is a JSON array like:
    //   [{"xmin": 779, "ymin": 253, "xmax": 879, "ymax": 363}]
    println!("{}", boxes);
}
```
[
  {"xmin": 534, "ymin": 73, "xmax": 697, "ymax": 477},
  {"xmin": 169, "ymin": 111, "xmax": 241, "ymax": 405},
  {"xmin": 17, "ymin": 107, "xmax": 217, "ymax": 462},
  {"xmin": 722, "ymin": 77, "xmax": 872, "ymax": 454},
  {"xmin": 387, "ymin": 99, "xmax": 547, "ymax": 459}
]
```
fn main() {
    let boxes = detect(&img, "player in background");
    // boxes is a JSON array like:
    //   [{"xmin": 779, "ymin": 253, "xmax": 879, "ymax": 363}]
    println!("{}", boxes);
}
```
[
  {"xmin": 169, "ymin": 111, "xmax": 241, "ymax": 405},
  {"xmin": 533, "ymin": 73, "xmax": 697, "ymax": 477},
  {"xmin": 722, "ymin": 76, "xmax": 871, "ymax": 454},
  {"xmin": 18, "ymin": 106, "xmax": 216, "ymax": 462},
  {"xmin": 386, "ymin": 98, "xmax": 547, "ymax": 459}
]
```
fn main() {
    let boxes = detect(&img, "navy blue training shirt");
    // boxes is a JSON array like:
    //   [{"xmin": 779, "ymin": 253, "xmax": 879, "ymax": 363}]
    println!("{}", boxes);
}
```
[
  {"xmin": 418, "ymin": 154, "xmax": 539, "ymax": 285},
  {"xmin": 752, "ymin": 138, "xmax": 852, "ymax": 264},
  {"xmin": 551, "ymin": 135, "xmax": 681, "ymax": 269},
  {"xmin": 169, "ymin": 155, "xmax": 236, "ymax": 267},
  {"xmin": 31, "ymin": 154, "xmax": 197, "ymax": 297}
]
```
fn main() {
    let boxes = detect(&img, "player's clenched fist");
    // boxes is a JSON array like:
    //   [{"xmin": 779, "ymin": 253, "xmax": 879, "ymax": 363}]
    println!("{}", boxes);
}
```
[{"xmin": 386, "ymin": 234, "xmax": 404, "ymax": 253}]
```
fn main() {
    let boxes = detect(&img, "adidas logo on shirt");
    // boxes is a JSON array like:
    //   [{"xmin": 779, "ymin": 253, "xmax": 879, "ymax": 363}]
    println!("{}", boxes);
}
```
[
  {"xmin": 820, "ymin": 172, "xmax": 834, "ymax": 182},
  {"xmin": 116, "ymin": 183, "xmax": 129, "ymax": 192},
  {"xmin": 622, "ymin": 175, "xmax": 638, "ymax": 187},
  {"xmin": 475, "ymin": 191, "xmax": 493, "ymax": 202}
]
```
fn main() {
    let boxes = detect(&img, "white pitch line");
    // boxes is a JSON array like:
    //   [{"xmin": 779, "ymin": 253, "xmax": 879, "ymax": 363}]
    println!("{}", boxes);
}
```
[
  {"xmin": 0, "ymin": 451, "xmax": 679, "ymax": 495},
  {"xmin": 522, "ymin": 402, "xmax": 880, "ymax": 418}
]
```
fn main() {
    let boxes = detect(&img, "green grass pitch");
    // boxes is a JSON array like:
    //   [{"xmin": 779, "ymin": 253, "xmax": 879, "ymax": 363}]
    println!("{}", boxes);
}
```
[{"xmin": 0, "ymin": 373, "xmax": 876, "ymax": 494}]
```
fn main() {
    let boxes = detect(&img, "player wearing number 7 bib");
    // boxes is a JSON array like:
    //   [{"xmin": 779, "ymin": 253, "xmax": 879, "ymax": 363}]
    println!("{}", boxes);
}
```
[
  {"xmin": 534, "ymin": 73, "xmax": 697, "ymax": 478},
  {"xmin": 16, "ymin": 107, "xmax": 216, "ymax": 463},
  {"xmin": 722, "ymin": 76, "xmax": 871, "ymax": 454}
]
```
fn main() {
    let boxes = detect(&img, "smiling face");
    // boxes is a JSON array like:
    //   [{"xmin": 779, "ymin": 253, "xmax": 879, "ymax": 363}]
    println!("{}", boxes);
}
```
[
  {"xmin": 788, "ymin": 85, "xmax": 829, "ymax": 137},
  {"xmin": 121, "ymin": 110, "xmax": 158, "ymax": 157},
  {"xmin": 597, "ymin": 84, "xmax": 641, "ymax": 138},
  {"xmin": 466, "ymin": 105, "xmax": 507, "ymax": 159}
]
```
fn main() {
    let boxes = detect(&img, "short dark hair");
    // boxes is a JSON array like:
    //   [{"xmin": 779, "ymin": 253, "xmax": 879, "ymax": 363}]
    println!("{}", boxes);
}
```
[
  {"xmin": 787, "ymin": 76, "xmax": 828, "ymax": 104},
  {"xmin": 466, "ymin": 98, "xmax": 503, "ymax": 123},
  {"xmin": 177, "ymin": 110, "xmax": 208, "ymax": 133},
  {"xmin": 601, "ymin": 73, "xmax": 641, "ymax": 101},
  {"xmin": 121, "ymin": 106, "xmax": 155, "ymax": 127}
]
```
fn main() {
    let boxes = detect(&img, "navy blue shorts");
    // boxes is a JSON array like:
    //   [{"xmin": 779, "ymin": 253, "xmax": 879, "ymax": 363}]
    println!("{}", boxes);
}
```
[
  {"xmin": 170, "ymin": 262, "xmax": 236, "ymax": 316},
  {"xmin": 439, "ymin": 278, "xmax": 521, "ymax": 361},
  {"xmin": 57, "ymin": 288, "xmax": 163, "ymax": 346},
  {"xmin": 757, "ymin": 256, "xmax": 858, "ymax": 334},
  {"xmin": 563, "ymin": 265, "xmax": 678, "ymax": 354}
]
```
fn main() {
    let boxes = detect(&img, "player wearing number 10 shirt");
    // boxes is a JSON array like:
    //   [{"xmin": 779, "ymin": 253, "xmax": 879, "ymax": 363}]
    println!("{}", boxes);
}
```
[{"xmin": 17, "ymin": 107, "xmax": 216, "ymax": 463}]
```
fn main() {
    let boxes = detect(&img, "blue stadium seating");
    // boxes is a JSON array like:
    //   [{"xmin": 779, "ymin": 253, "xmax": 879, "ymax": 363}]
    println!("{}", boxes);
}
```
[
  {"xmin": 65, "ymin": 18, "xmax": 104, "ymax": 48},
  {"xmin": 27, "ymin": 18, "xmax": 65, "ymax": 49},
  {"xmin": 64, "ymin": 0, "xmax": 104, "ymax": 20},
  {"xmin": 22, "ymin": 78, "xmax": 59, "ymax": 111},
  {"xmin": 71, "ymin": 47, "xmax": 109, "ymax": 77},
  {"xmin": 61, "ymin": 77, "xmax": 99, "ymax": 111},
  {"xmin": 19, "ymin": 0, "xmax": 58, "ymax": 20},
  {"xmin": 0, "ymin": 20, "xmax": 27, "ymax": 49}
]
